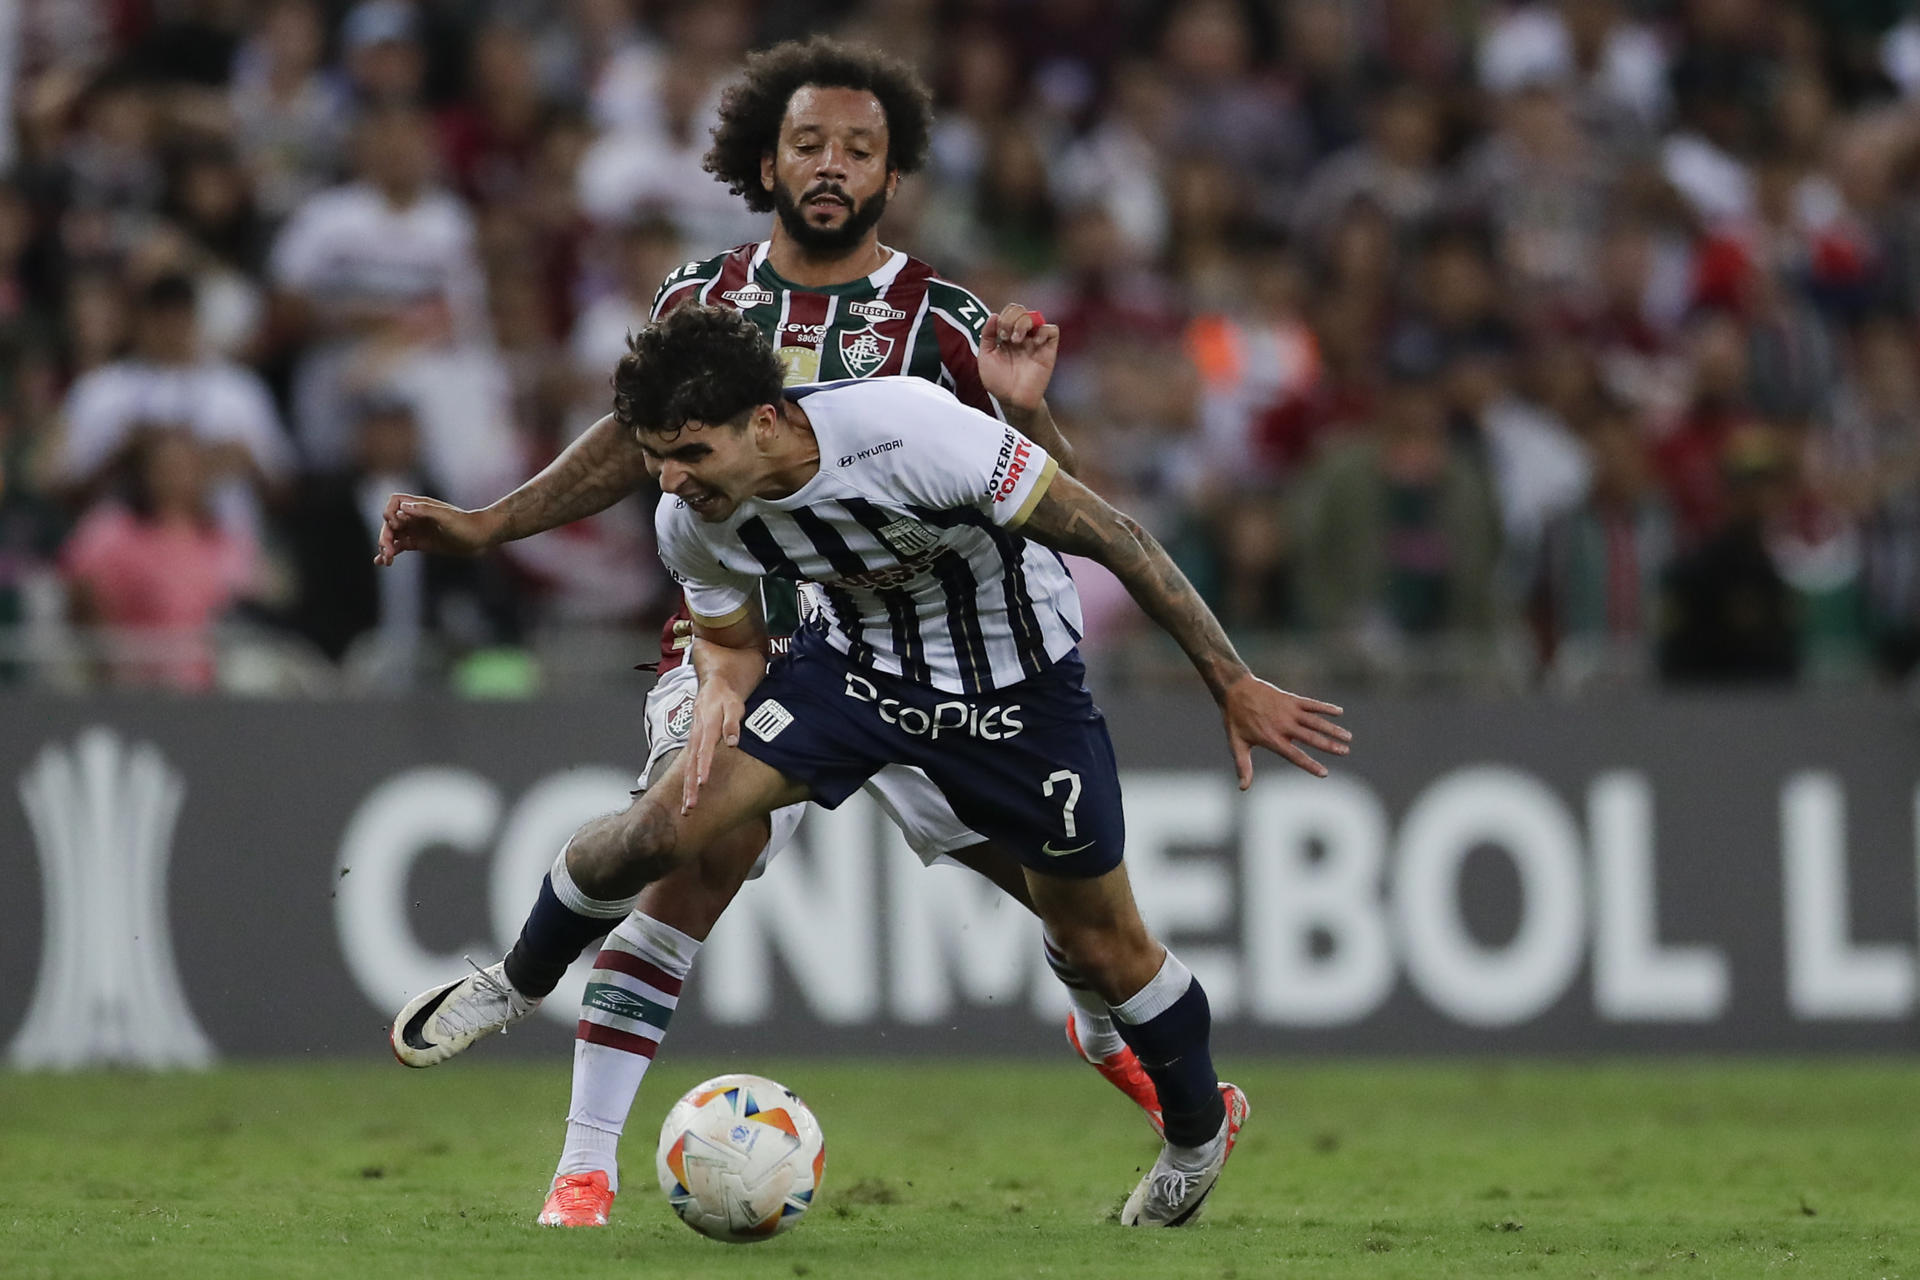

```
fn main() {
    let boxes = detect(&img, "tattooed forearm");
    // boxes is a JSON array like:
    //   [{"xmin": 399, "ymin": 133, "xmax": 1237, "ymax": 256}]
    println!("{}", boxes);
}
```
[
  {"xmin": 486, "ymin": 414, "xmax": 653, "ymax": 543},
  {"xmin": 1004, "ymin": 400, "xmax": 1079, "ymax": 477},
  {"xmin": 1021, "ymin": 471, "xmax": 1249, "ymax": 702}
]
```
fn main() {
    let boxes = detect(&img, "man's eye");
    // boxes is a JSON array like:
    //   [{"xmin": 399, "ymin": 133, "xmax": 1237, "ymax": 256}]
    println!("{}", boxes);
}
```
[{"xmin": 851, "ymin": 151, "xmax": 871, "ymax": 161}]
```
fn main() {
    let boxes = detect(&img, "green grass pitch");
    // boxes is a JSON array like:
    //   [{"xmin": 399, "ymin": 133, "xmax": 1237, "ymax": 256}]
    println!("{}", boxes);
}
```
[{"xmin": 5, "ymin": 1058, "xmax": 1917, "ymax": 1279}]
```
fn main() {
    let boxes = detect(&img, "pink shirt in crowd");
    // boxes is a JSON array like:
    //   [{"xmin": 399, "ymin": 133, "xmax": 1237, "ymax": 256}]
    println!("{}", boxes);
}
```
[{"xmin": 61, "ymin": 506, "xmax": 259, "ymax": 690}]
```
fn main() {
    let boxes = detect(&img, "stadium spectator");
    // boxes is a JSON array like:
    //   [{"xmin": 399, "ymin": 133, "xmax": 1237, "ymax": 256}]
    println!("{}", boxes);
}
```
[
  {"xmin": 161, "ymin": 141, "xmax": 271, "ymax": 360},
  {"xmin": 576, "ymin": 57, "xmax": 760, "ymax": 255},
  {"xmin": 1476, "ymin": 0, "xmax": 1670, "ymax": 153},
  {"xmin": 280, "ymin": 392, "xmax": 518, "ymax": 679},
  {"xmin": 1658, "ymin": 424, "xmax": 1802, "ymax": 684},
  {"xmin": 925, "ymin": 27, "xmax": 1019, "ymax": 196},
  {"xmin": 1450, "ymin": 336, "xmax": 1591, "ymax": 596},
  {"xmin": 569, "ymin": 213, "xmax": 680, "ymax": 418},
  {"xmin": 1653, "ymin": 308, "xmax": 1764, "ymax": 545},
  {"xmin": 0, "ymin": 397, "xmax": 68, "ymax": 684},
  {"xmin": 436, "ymin": 19, "xmax": 549, "ymax": 209},
  {"xmin": 1186, "ymin": 242, "xmax": 1323, "ymax": 489},
  {"xmin": 1815, "ymin": 315, "xmax": 1920, "ymax": 675},
  {"xmin": 60, "ymin": 426, "xmax": 261, "ymax": 690},
  {"xmin": 1293, "ymin": 328, "xmax": 1502, "ymax": 674},
  {"xmin": 1156, "ymin": 0, "xmax": 1304, "ymax": 235},
  {"xmin": 56, "ymin": 273, "xmax": 291, "ymax": 543},
  {"xmin": 269, "ymin": 100, "xmax": 490, "ymax": 478},
  {"xmin": 228, "ymin": 0, "xmax": 349, "ymax": 225},
  {"xmin": 1534, "ymin": 395, "xmax": 1676, "ymax": 685},
  {"xmin": 1280, "ymin": 0, "xmax": 1368, "ymax": 163},
  {"xmin": 1448, "ymin": 79, "xmax": 1616, "ymax": 303},
  {"xmin": 1050, "ymin": 59, "xmax": 1175, "ymax": 269},
  {"xmin": 340, "ymin": 0, "xmax": 425, "ymax": 108},
  {"xmin": 55, "ymin": 68, "xmax": 164, "ymax": 223},
  {"xmin": 1291, "ymin": 74, "xmax": 1444, "ymax": 252}
]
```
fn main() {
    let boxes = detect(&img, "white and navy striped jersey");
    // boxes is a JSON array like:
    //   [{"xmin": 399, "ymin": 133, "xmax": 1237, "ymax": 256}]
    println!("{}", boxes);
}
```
[{"xmin": 656, "ymin": 377, "xmax": 1083, "ymax": 695}]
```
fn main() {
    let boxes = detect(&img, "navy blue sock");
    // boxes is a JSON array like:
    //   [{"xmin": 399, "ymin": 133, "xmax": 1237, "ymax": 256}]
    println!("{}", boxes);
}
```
[
  {"xmin": 503, "ymin": 874, "xmax": 621, "ymax": 999},
  {"xmin": 1113, "ymin": 966, "xmax": 1227, "ymax": 1147}
]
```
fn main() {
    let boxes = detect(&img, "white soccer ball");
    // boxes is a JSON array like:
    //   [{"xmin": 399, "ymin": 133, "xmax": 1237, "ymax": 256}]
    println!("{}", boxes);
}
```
[{"xmin": 656, "ymin": 1073, "xmax": 825, "ymax": 1242}]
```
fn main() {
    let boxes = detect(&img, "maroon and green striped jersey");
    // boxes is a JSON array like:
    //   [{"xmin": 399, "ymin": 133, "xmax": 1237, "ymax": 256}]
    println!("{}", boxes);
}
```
[{"xmin": 652, "ymin": 240, "xmax": 1009, "ymax": 671}]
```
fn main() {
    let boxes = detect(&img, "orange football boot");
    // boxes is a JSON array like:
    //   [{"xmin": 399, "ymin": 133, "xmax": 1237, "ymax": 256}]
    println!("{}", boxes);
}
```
[
  {"xmin": 538, "ymin": 1171, "xmax": 615, "ymax": 1227},
  {"xmin": 1065, "ymin": 1014, "xmax": 1165, "ymax": 1136}
]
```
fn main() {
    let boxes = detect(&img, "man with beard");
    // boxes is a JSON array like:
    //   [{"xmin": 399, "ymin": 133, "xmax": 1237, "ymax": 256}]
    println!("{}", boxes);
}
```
[{"xmin": 382, "ymin": 38, "xmax": 1154, "ymax": 1228}]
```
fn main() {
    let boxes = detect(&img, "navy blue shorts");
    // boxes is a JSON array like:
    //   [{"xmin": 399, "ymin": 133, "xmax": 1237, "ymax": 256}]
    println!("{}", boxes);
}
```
[{"xmin": 737, "ymin": 628, "xmax": 1125, "ymax": 878}]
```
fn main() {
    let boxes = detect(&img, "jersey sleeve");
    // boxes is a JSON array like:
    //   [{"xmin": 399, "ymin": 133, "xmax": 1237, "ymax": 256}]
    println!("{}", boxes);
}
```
[
  {"xmin": 650, "ymin": 259, "xmax": 715, "ymax": 321},
  {"xmin": 654, "ymin": 499, "xmax": 760, "ymax": 627},
  {"xmin": 925, "ymin": 281, "xmax": 1008, "ymax": 422},
  {"xmin": 863, "ymin": 381, "xmax": 1056, "ymax": 529}
]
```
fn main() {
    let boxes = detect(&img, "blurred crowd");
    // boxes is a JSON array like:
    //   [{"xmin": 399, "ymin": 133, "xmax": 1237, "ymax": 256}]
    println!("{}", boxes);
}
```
[{"xmin": 2, "ymin": 0, "xmax": 1919, "ymax": 694}]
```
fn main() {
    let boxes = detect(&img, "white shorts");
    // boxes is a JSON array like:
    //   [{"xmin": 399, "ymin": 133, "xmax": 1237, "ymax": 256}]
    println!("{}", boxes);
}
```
[{"xmin": 639, "ymin": 663, "xmax": 985, "ymax": 878}]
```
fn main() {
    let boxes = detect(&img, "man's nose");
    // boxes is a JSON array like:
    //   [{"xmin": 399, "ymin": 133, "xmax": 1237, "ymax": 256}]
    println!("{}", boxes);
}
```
[
  {"xmin": 816, "ymin": 142, "xmax": 849, "ymax": 180},
  {"xmin": 658, "ymin": 459, "xmax": 686, "ymax": 491}
]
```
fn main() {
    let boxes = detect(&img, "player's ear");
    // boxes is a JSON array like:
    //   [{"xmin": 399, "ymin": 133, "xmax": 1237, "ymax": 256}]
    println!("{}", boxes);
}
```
[
  {"xmin": 750, "ymin": 402, "xmax": 780, "ymax": 442},
  {"xmin": 884, "ymin": 167, "xmax": 899, "ymax": 199},
  {"xmin": 761, "ymin": 152, "xmax": 775, "ymax": 193}
]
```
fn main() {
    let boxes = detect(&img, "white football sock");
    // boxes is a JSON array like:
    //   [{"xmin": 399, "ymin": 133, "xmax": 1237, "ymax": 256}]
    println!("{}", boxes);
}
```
[
  {"xmin": 557, "ymin": 911, "xmax": 701, "ymax": 1193},
  {"xmin": 1068, "ymin": 991, "xmax": 1125, "ymax": 1061},
  {"xmin": 1043, "ymin": 931, "xmax": 1126, "ymax": 1060}
]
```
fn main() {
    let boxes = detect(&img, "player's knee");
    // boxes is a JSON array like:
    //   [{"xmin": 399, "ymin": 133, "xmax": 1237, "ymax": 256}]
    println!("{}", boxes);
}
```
[
  {"xmin": 1047, "ymin": 918, "xmax": 1158, "ymax": 996},
  {"xmin": 616, "ymin": 799, "xmax": 684, "ymax": 882},
  {"xmin": 569, "ymin": 795, "xmax": 682, "ymax": 895}
]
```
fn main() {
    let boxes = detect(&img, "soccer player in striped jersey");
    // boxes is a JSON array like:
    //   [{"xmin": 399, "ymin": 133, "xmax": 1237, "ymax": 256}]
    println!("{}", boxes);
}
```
[
  {"xmin": 380, "ymin": 38, "xmax": 1147, "ymax": 1228},
  {"xmin": 389, "ymin": 303, "xmax": 1351, "ymax": 1226}
]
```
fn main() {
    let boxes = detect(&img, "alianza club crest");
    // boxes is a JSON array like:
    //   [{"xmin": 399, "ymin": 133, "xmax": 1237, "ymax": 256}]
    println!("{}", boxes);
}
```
[
  {"xmin": 876, "ymin": 517, "xmax": 939, "ymax": 558},
  {"xmin": 839, "ymin": 327, "xmax": 894, "ymax": 377}
]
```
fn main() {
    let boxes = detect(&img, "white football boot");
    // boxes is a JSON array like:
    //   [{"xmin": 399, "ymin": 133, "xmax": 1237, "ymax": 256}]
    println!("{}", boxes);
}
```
[
  {"xmin": 1120, "ymin": 1083, "xmax": 1249, "ymax": 1227},
  {"xmin": 390, "ymin": 959, "xmax": 540, "ymax": 1067}
]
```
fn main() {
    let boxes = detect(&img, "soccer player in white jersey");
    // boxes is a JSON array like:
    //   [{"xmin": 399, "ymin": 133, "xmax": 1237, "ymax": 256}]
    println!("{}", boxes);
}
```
[
  {"xmin": 384, "ymin": 37, "xmax": 1155, "ymax": 1229},
  {"xmin": 384, "ymin": 304, "xmax": 1352, "ymax": 1226}
]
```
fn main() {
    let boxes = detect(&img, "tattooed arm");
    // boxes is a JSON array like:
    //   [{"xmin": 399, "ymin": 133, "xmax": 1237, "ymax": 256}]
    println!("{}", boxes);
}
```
[
  {"xmin": 1002, "ymin": 399, "xmax": 1077, "ymax": 478},
  {"xmin": 979, "ymin": 304, "xmax": 1078, "ymax": 476},
  {"xmin": 375, "ymin": 414, "xmax": 650, "ymax": 564},
  {"xmin": 1017, "ymin": 469, "xmax": 1351, "ymax": 785}
]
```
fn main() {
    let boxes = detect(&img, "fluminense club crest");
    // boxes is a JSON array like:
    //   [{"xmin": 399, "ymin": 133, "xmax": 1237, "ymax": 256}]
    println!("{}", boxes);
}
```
[
  {"xmin": 840, "ymin": 327, "xmax": 894, "ymax": 378},
  {"xmin": 667, "ymin": 695, "xmax": 696, "ymax": 739}
]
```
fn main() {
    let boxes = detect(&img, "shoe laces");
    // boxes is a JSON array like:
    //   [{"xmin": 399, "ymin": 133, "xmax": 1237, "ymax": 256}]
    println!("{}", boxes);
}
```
[
  {"xmin": 548, "ymin": 1173, "xmax": 610, "ymax": 1216},
  {"xmin": 1147, "ymin": 1164, "xmax": 1206, "ymax": 1213},
  {"xmin": 441, "ymin": 956, "xmax": 531, "ymax": 1038}
]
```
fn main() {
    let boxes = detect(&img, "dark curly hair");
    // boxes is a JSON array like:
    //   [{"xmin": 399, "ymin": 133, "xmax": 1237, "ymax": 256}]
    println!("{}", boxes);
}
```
[
  {"xmin": 612, "ymin": 305, "xmax": 786, "ymax": 438},
  {"xmin": 704, "ymin": 37, "xmax": 933, "ymax": 214}
]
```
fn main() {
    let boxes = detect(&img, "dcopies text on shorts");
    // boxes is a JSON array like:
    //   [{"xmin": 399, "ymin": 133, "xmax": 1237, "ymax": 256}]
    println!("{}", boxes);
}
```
[{"xmin": 842, "ymin": 672, "xmax": 1024, "ymax": 740}]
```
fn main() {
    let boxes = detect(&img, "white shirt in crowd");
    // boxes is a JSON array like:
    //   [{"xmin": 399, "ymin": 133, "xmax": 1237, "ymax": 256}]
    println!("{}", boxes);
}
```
[
  {"xmin": 269, "ymin": 181, "xmax": 492, "ymax": 472},
  {"xmin": 59, "ymin": 357, "xmax": 295, "ymax": 540}
]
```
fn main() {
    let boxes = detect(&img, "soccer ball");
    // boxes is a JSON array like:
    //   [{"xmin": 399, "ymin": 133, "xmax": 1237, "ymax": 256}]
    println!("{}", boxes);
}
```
[{"xmin": 656, "ymin": 1073, "xmax": 825, "ymax": 1242}]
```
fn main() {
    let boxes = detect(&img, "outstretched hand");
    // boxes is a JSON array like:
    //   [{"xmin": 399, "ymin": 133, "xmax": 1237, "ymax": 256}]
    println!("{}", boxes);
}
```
[
  {"xmin": 978, "ymin": 304, "xmax": 1059, "ymax": 412},
  {"xmin": 374, "ymin": 495, "xmax": 499, "ymax": 565},
  {"xmin": 1221, "ymin": 676, "xmax": 1350, "ymax": 788},
  {"xmin": 681, "ymin": 683, "xmax": 746, "ymax": 813}
]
